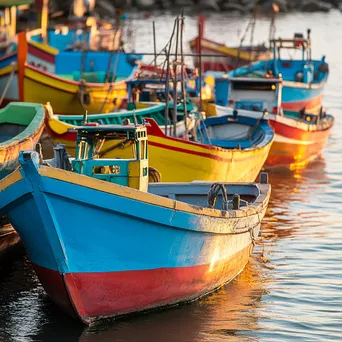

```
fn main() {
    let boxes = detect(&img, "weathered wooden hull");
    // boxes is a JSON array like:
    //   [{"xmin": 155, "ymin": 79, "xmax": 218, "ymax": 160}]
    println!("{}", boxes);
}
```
[
  {"xmin": 0, "ymin": 103, "xmax": 45, "ymax": 179},
  {"xmin": 0, "ymin": 154, "xmax": 270, "ymax": 323},
  {"xmin": 189, "ymin": 37, "xmax": 270, "ymax": 72}
]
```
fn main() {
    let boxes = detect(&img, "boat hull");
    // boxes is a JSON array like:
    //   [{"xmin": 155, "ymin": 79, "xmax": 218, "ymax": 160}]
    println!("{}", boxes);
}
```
[
  {"xmin": 265, "ymin": 116, "xmax": 333, "ymax": 167},
  {"xmin": 189, "ymin": 37, "xmax": 270, "ymax": 72},
  {"xmin": 0, "ymin": 158, "xmax": 269, "ymax": 323},
  {"xmin": 22, "ymin": 64, "xmax": 128, "ymax": 114},
  {"xmin": 47, "ymin": 118, "xmax": 273, "ymax": 183},
  {"xmin": 33, "ymin": 243, "xmax": 252, "ymax": 321},
  {"xmin": 282, "ymin": 82, "xmax": 325, "ymax": 113},
  {"xmin": 0, "ymin": 103, "xmax": 45, "ymax": 179},
  {"xmin": 212, "ymin": 105, "xmax": 333, "ymax": 168}
]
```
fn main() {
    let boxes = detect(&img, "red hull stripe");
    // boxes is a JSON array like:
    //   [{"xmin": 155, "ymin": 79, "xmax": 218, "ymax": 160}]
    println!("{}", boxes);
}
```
[
  {"xmin": 28, "ymin": 44, "xmax": 56, "ymax": 64},
  {"xmin": 50, "ymin": 129, "xmax": 263, "ymax": 163},
  {"xmin": 282, "ymin": 95, "xmax": 323, "ymax": 111},
  {"xmin": 148, "ymin": 141, "xmax": 258, "ymax": 162},
  {"xmin": 270, "ymin": 119, "xmax": 332, "ymax": 142},
  {"xmin": 32, "ymin": 244, "xmax": 252, "ymax": 323}
]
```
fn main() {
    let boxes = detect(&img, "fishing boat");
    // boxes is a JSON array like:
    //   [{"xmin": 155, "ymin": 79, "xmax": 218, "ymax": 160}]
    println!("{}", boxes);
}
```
[
  {"xmin": 227, "ymin": 31, "xmax": 329, "ymax": 113},
  {"xmin": 211, "ymin": 76, "xmax": 334, "ymax": 167},
  {"xmin": 0, "ymin": 32, "xmax": 138, "ymax": 114},
  {"xmin": 0, "ymin": 102, "xmax": 45, "ymax": 178},
  {"xmin": 0, "ymin": 2, "xmax": 141, "ymax": 113},
  {"xmin": 126, "ymin": 78, "xmax": 197, "ymax": 116},
  {"xmin": 0, "ymin": 122, "xmax": 271, "ymax": 323},
  {"xmin": 45, "ymin": 99, "xmax": 273, "ymax": 182},
  {"xmin": 45, "ymin": 102, "xmax": 195, "ymax": 154},
  {"xmin": 189, "ymin": 15, "xmax": 271, "ymax": 72}
]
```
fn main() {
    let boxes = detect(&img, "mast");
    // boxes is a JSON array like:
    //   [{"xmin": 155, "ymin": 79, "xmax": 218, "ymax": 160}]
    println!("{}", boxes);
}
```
[
  {"xmin": 164, "ymin": 18, "xmax": 177, "ymax": 135},
  {"xmin": 268, "ymin": 3, "xmax": 279, "ymax": 43},
  {"xmin": 153, "ymin": 21, "xmax": 157, "ymax": 73},
  {"xmin": 41, "ymin": 0, "xmax": 49, "ymax": 44},
  {"xmin": 180, "ymin": 11, "xmax": 188, "ymax": 140},
  {"xmin": 172, "ymin": 16, "xmax": 179, "ymax": 137},
  {"xmin": 10, "ymin": 5, "xmax": 16, "ymax": 38},
  {"xmin": 198, "ymin": 16, "xmax": 203, "ymax": 112}
]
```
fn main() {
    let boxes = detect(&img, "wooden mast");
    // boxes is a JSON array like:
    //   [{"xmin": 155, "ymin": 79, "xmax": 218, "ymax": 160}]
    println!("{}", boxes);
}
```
[
  {"xmin": 180, "ymin": 11, "xmax": 188, "ymax": 140},
  {"xmin": 41, "ymin": 0, "xmax": 49, "ymax": 44}
]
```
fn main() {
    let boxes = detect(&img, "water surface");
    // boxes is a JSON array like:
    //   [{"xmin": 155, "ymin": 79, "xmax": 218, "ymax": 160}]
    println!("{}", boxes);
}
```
[{"xmin": 0, "ymin": 11, "xmax": 341, "ymax": 342}]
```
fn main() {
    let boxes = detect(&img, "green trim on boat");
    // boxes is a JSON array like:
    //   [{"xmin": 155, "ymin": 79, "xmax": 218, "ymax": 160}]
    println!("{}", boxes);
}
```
[
  {"xmin": 57, "ymin": 103, "xmax": 176, "ymax": 126},
  {"xmin": 0, "ymin": 0, "xmax": 32, "ymax": 7},
  {"xmin": 0, "ymin": 102, "xmax": 45, "ymax": 147}
]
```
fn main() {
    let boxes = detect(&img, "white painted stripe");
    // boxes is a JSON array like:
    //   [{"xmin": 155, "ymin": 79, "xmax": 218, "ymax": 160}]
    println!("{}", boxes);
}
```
[{"xmin": 274, "ymin": 133, "xmax": 319, "ymax": 145}]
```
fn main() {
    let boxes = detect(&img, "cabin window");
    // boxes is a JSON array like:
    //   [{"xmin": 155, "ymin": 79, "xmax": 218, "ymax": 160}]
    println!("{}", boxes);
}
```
[{"xmin": 232, "ymin": 81, "xmax": 277, "ymax": 91}]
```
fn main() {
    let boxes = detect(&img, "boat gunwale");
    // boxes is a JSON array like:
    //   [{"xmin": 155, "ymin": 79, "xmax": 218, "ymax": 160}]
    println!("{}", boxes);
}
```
[
  {"xmin": 200, "ymin": 114, "xmax": 274, "ymax": 151},
  {"xmin": 24, "ymin": 63, "xmax": 136, "ymax": 89},
  {"xmin": 35, "ymin": 166, "xmax": 270, "ymax": 221},
  {"xmin": 0, "ymin": 103, "xmax": 45, "ymax": 149}
]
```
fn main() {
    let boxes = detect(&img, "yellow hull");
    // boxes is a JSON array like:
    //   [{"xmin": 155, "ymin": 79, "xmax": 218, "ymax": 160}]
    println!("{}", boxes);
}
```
[
  {"xmin": 23, "ymin": 65, "xmax": 127, "ymax": 114},
  {"xmin": 48, "ymin": 117, "xmax": 273, "ymax": 183}
]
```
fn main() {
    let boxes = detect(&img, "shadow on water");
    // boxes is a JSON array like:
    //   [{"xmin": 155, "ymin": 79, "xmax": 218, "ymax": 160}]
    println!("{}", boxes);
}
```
[{"xmin": 0, "ymin": 157, "xmax": 329, "ymax": 342}]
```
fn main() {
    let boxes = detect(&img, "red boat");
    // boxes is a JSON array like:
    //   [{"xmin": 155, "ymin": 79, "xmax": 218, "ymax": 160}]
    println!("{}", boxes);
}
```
[
  {"xmin": 213, "ymin": 77, "xmax": 334, "ymax": 168},
  {"xmin": 189, "ymin": 16, "xmax": 271, "ymax": 72},
  {"xmin": 265, "ymin": 111, "xmax": 334, "ymax": 168}
]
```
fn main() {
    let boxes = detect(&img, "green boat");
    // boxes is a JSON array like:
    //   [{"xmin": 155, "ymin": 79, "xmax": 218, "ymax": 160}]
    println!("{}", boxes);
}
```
[{"xmin": 46, "ymin": 102, "xmax": 195, "ymax": 144}]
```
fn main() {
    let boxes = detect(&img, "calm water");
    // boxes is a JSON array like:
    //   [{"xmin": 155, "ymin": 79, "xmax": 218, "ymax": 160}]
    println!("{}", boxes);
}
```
[{"xmin": 1, "ymin": 11, "xmax": 342, "ymax": 342}]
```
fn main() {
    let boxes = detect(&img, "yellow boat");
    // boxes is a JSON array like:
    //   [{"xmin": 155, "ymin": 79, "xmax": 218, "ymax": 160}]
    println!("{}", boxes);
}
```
[
  {"xmin": 21, "ymin": 63, "xmax": 127, "ymax": 114},
  {"xmin": 45, "ymin": 106, "xmax": 274, "ymax": 183},
  {"xmin": 0, "ymin": 32, "xmax": 137, "ymax": 114}
]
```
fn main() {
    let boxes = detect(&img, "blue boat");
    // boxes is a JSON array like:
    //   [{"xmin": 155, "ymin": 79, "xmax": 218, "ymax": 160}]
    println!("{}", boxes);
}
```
[
  {"xmin": 0, "ymin": 123, "xmax": 270, "ymax": 324},
  {"xmin": 198, "ymin": 112, "xmax": 274, "ymax": 151},
  {"xmin": 211, "ymin": 31, "xmax": 329, "ymax": 113}
]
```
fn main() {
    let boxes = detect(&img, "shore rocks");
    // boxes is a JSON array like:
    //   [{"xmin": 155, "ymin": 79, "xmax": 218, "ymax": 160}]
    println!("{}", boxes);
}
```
[{"xmin": 52, "ymin": 0, "xmax": 342, "ymax": 13}]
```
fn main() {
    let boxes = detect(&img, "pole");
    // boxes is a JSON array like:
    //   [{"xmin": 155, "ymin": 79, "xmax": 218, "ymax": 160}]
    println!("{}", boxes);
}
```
[
  {"xmin": 153, "ymin": 21, "xmax": 157, "ymax": 73},
  {"xmin": 41, "ymin": 0, "xmax": 49, "ymax": 44},
  {"xmin": 172, "ymin": 16, "xmax": 179, "ymax": 137},
  {"xmin": 164, "ymin": 19, "xmax": 177, "ymax": 135},
  {"xmin": 198, "ymin": 17, "xmax": 203, "ymax": 112},
  {"xmin": 248, "ymin": 10, "xmax": 256, "ymax": 64},
  {"xmin": 10, "ymin": 6, "xmax": 16, "ymax": 38},
  {"xmin": 180, "ymin": 11, "xmax": 188, "ymax": 140}
]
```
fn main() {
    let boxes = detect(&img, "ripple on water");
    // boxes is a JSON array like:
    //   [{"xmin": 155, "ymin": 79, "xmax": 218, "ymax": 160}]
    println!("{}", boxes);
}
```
[{"xmin": 0, "ymin": 11, "xmax": 342, "ymax": 342}]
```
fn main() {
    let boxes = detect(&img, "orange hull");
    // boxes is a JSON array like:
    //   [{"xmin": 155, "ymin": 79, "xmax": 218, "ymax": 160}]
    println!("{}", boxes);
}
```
[{"xmin": 265, "ymin": 115, "xmax": 334, "ymax": 168}]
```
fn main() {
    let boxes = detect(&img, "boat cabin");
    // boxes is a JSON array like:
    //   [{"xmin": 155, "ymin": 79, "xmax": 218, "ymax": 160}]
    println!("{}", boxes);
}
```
[
  {"xmin": 229, "ymin": 31, "xmax": 329, "ymax": 86},
  {"xmin": 126, "ymin": 78, "xmax": 196, "ymax": 114},
  {"xmin": 72, "ymin": 123, "xmax": 149, "ymax": 192},
  {"xmin": 268, "ymin": 32, "xmax": 329, "ymax": 84},
  {"xmin": 215, "ymin": 76, "xmax": 282, "ymax": 115}
]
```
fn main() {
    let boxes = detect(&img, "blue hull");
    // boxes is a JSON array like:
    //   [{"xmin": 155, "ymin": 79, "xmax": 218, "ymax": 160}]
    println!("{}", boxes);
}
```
[{"xmin": 0, "ymin": 152, "xmax": 270, "ymax": 323}]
